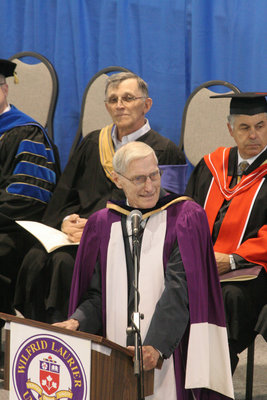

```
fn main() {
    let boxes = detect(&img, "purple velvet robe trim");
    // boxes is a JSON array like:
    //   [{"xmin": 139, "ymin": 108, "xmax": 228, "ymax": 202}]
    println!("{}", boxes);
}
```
[
  {"xmin": 164, "ymin": 200, "xmax": 226, "ymax": 326},
  {"xmin": 68, "ymin": 208, "xmax": 119, "ymax": 328}
]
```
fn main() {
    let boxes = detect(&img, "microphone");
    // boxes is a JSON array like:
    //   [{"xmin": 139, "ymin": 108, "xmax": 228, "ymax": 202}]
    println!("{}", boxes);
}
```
[{"xmin": 129, "ymin": 209, "xmax": 142, "ymax": 236}]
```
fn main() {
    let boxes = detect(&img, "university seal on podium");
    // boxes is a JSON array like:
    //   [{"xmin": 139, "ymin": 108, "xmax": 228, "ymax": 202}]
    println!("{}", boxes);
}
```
[{"xmin": 11, "ymin": 334, "xmax": 88, "ymax": 399}]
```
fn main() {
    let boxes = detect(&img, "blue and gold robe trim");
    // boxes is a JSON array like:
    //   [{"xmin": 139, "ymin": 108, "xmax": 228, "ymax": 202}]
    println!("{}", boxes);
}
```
[
  {"xmin": 13, "ymin": 161, "xmax": 56, "ymax": 184},
  {"xmin": 7, "ymin": 183, "xmax": 52, "ymax": 204},
  {"xmin": 16, "ymin": 139, "xmax": 56, "ymax": 163}
]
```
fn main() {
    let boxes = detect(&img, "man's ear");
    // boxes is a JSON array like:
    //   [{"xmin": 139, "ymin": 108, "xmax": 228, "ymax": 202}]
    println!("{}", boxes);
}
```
[
  {"xmin": 111, "ymin": 171, "xmax": 123, "ymax": 189},
  {"xmin": 144, "ymin": 97, "xmax": 152, "ymax": 113},
  {"xmin": 1, "ymin": 83, "xmax": 8, "ymax": 97}
]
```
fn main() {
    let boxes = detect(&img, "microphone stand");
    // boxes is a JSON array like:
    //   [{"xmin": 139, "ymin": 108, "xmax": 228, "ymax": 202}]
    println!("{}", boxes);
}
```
[{"xmin": 126, "ymin": 229, "xmax": 144, "ymax": 400}]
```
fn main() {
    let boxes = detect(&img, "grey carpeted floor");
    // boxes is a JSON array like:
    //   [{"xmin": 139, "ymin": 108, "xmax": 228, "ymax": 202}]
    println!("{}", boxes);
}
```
[
  {"xmin": 0, "ymin": 334, "xmax": 266, "ymax": 399},
  {"xmin": 233, "ymin": 335, "xmax": 267, "ymax": 400}
]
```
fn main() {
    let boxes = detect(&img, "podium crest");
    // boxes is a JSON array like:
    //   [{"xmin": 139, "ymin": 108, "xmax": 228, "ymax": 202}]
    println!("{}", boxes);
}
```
[
  {"xmin": 40, "ymin": 356, "xmax": 60, "ymax": 395},
  {"xmin": 11, "ymin": 333, "xmax": 89, "ymax": 400}
]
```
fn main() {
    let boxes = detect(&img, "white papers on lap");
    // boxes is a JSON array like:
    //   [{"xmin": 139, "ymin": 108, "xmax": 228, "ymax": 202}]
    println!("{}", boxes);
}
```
[{"xmin": 16, "ymin": 220, "xmax": 79, "ymax": 253}]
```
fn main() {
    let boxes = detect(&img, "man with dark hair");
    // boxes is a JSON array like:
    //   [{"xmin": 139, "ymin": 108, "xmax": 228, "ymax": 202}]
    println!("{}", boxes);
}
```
[
  {"xmin": 55, "ymin": 141, "xmax": 234, "ymax": 400},
  {"xmin": 0, "ymin": 59, "xmax": 60, "ymax": 315},
  {"xmin": 185, "ymin": 92, "xmax": 267, "ymax": 372},
  {"xmin": 14, "ymin": 72, "xmax": 186, "ymax": 323}
]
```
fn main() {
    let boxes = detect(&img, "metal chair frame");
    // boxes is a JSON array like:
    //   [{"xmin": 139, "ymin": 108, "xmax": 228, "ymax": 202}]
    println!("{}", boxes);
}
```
[
  {"xmin": 179, "ymin": 80, "xmax": 240, "ymax": 166},
  {"xmin": 8, "ymin": 51, "xmax": 58, "ymax": 140},
  {"xmin": 68, "ymin": 66, "xmax": 131, "ymax": 159}
]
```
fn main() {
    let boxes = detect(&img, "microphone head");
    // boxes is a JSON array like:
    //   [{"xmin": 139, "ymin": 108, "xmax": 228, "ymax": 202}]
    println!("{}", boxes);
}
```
[
  {"xmin": 129, "ymin": 209, "xmax": 142, "ymax": 220},
  {"xmin": 129, "ymin": 209, "xmax": 142, "ymax": 236}
]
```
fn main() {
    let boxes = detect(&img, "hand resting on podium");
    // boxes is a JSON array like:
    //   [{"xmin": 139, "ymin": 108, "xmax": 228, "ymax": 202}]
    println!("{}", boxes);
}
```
[
  {"xmin": 53, "ymin": 318, "xmax": 79, "ymax": 331},
  {"xmin": 53, "ymin": 317, "xmax": 160, "ymax": 372}
]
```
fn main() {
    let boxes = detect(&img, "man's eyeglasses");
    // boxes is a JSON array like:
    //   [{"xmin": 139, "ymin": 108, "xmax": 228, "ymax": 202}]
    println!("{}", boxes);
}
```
[
  {"xmin": 104, "ymin": 95, "xmax": 147, "ymax": 105},
  {"xmin": 117, "ymin": 169, "xmax": 162, "ymax": 186}
]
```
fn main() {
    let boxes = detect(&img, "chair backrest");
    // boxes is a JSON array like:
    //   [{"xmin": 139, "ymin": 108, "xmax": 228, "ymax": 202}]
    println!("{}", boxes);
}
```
[
  {"xmin": 8, "ymin": 51, "xmax": 58, "ymax": 140},
  {"xmin": 68, "ymin": 66, "xmax": 131, "ymax": 159},
  {"xmin": 179, "ymin": 80, "xmax": 241, "ymax": 166}
]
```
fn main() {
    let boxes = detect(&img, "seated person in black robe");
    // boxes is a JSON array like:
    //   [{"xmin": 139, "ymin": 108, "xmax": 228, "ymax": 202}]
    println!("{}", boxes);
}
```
[
  {"xmin": 185, "ymin": 92, "xmax": 267, "ymax": 372},
  {"xmin": 0, "ymin": 59, "xmax": 60, "ymax": 316},
  {"xmin": 14, "ymin": 71, "xmax": 186, "ymax": 323}
]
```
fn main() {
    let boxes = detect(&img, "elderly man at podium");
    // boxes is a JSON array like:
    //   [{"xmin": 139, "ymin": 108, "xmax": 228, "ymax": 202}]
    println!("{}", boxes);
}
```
[{"xmin": 55, "ymin": 142, "xmax": 234, "ymax": 399}]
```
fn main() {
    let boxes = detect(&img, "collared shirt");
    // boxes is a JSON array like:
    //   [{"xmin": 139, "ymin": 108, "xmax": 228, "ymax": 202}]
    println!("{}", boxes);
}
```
[
  {"xmin": 111, "ymin": 119, "xmax": 151, "ymax": 150},
  {"xmin": 237, "ymin": 145, "xmax": 267, "ymax": 167},
  {"xmin": 0, "ymin": 104, "xmax": 11, "ymax": 116}
]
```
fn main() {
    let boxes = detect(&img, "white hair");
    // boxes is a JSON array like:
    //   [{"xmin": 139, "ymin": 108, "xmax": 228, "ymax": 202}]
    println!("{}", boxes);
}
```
[
  {"xmin": 112, "ymin": 141, "xmax": 158, "ymax": 174},
  {"xmin": 227, "ymin": 113, "xmax": 267, "ymax": 129},
  {"xmin": 105, "ymin": 72, "xmax": 149, "ymax": 98}
]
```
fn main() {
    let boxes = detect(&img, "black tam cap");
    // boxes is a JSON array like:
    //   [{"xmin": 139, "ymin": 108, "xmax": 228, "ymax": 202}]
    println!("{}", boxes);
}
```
[
  {"xmin": 0, "ymin": 59, "xmax": 17, "ymax": 78},
  {"xmin": 210, "ymin": 92, "xmax": 267, "ymax": 116}
]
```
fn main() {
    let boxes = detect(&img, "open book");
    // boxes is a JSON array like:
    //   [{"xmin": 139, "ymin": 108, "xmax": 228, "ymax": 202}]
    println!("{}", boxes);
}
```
[
  {"xmin": 16, "ymin": 220, "xmax": 79, "ymax": 253},
  {"xmin": 219, "ymin": 265, "xmax": 262, "ymax": 282}
]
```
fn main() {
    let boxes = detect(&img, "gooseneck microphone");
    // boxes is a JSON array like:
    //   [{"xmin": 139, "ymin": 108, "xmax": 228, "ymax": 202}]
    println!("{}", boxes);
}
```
[
  {"xmin": 128, "ymin": 208, "xmax": 144, "ymax": 388},
  {"xmin": 129, "ymin": 209, "xmax": 142, "ymax": 236}
]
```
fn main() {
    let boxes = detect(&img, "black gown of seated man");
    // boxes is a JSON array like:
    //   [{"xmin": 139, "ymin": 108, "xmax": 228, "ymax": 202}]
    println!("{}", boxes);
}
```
[
  {"xmin": 185, "ymin": 146, "xmax": 267, "ymax": 370},
  {"xmin": 0, "ymin": 108, "xmax": 60, "ymax": 315}
]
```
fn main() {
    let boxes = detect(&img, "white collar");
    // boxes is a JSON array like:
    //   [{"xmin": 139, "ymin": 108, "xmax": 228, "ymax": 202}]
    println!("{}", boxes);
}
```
[
  {"xmin": 237, "ymin": 145, "xmax": 267, "ymax": 166},
  {"xmin": 112, "ymin": 119, "xmax": 151, "ymax": 150},
  {"xmin": 0, "ymin": 104, "xmax": 11, "ymax": 116}
]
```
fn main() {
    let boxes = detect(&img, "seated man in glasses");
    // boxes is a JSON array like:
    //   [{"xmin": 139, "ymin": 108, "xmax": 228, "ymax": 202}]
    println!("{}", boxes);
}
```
[
  {"xmin": 54, "ymin": 141, "xmax": 234, "ymax": 400},
  {"xmin": 14, "ymin": 71, "xmax": 186, "ymax": 324}
]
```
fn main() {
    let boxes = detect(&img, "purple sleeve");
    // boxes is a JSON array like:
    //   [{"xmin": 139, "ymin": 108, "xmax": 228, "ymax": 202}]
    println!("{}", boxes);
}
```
[{"xmin": 68, "ymin": 212, "xmax": 102, "ymax": 316}]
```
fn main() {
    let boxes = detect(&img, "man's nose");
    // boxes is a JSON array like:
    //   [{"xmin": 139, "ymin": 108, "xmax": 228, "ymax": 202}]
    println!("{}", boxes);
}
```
[
  {"xmin": 248, "ymin": 128, "xmax": 257, "ymax": 138},
  {"xmin": 116, "ymin": 97, "xmax": 125, "ymax": 107},
  {"xmin": 144, "ymin": 176, "xmax": 153, "ymax": 189}
]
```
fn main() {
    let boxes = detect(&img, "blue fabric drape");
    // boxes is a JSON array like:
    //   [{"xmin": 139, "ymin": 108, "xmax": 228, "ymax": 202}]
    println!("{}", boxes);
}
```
[{"xmin": 0, "ymin": 0, "xmax": 267, "ymax": 169}]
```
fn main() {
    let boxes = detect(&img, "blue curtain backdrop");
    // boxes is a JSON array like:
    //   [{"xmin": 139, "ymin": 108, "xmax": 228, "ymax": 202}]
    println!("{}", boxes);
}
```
[{"xmin": 0, "ymin": 0, "xmax": 267, "ymax": 169}]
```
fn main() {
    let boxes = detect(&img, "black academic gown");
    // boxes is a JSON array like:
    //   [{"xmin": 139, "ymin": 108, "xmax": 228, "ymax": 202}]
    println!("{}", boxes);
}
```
[
  {"xmin": 0, "ymin": 124, "xmax": 60, "ymax": 311},
  {"xmin": 14, "ymin": 129, "xmax": 185, "ymax": 322}
]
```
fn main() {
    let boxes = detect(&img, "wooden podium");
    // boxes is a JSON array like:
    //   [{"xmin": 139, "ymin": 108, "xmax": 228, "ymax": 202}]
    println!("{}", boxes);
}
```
[{"xmin": 0, "ymin": 312, "xmax": 154, "ymax": 399}]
